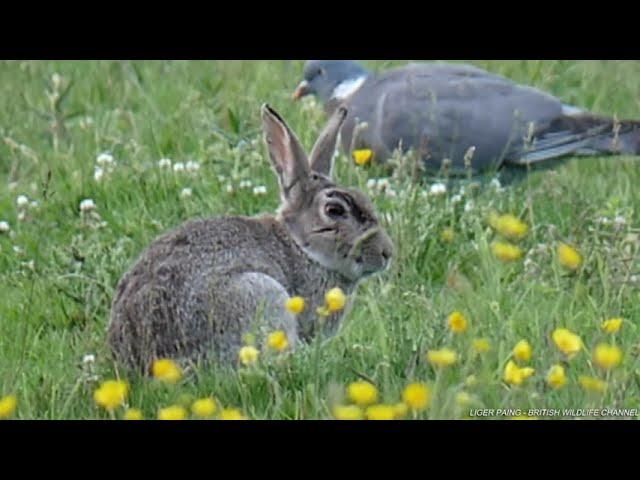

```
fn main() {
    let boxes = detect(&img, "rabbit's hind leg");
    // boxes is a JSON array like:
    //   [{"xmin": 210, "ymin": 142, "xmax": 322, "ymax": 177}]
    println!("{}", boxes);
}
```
[{"xmin": 208, "ymin": 272, "xmax": 299, "ymax": 363}]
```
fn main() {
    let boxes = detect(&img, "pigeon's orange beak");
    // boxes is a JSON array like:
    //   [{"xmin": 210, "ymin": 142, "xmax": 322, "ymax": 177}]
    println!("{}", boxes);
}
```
[{"xmin": 292, "ymin": 80, "xmax": 311, "ymax": 101}]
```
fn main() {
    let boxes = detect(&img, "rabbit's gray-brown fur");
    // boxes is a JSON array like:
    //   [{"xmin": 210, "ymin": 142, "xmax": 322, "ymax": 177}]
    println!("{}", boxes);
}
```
[{"xmin": 107, "ymin": 104, "xmax": 393, "ymax": 371}]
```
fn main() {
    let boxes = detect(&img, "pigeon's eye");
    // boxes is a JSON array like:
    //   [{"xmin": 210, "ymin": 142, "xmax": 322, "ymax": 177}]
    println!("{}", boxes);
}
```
[{"xmin": 325, "ymin": 203, "xmax": 346, "ymax": 218}]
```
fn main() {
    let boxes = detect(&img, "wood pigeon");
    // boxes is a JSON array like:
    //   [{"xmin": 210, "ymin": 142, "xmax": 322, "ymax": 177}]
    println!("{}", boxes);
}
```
[{"xmin": 293, "ymin": 61, "xmax": 640, "ymax": 175}]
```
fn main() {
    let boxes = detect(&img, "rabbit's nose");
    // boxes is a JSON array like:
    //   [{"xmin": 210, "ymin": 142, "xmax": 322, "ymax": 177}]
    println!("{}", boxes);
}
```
[{"xmin": 379, "ymin": 240, "xmax": 393, "ymax": 269}]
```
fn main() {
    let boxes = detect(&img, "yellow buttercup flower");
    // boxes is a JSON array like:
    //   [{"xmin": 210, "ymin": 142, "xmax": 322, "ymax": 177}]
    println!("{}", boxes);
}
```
[
  {"xmin": 152, "ymin": 358, "xmax": 182, "ymax": 384},
  {"xmin": 579, "ymin": 376, "xmax": 607, "ymax": 393},
  {"xmin": 601, "ymin": 318, "xmax": 623, "ymax": 334},
  {"xmin": 157, "ymin": 405, "xmax": 188, "ymax": 420},
  {"xmin": 491, "ymin": 241, "xmax": 523, "ymax": 262},
  {"xmin": 593, "ymin": 343, "xmax": 622, "ymax": 370},
  {"xmin": 455, "ymin": 391, "xmax": 472, "ymax": 407},
  {"xmin": 123, "ymin": 408, "xmax": 143, "ymax": 420},
  {"xmin": 441, "ymin": 228, "xmax": 455, "ymax": 244},
  {"xmin": 285, "ymin": 296, "xmax": 306, "ymax": 314},
  {"xmin": 447, "ymin": 311, "xmax": 468, "ymax": 334},
  {"xmin": 325, "ymin": 287, "xmax": 347, "ymax": 312},
  {"xmin": 546, "ymin": 364, "xmax": 567, "ymax": 389},
  {"xmin": 465, "ymin": 375, "xmax": 478, "ymax": 387},
  {"xmin": 238, "ymin": 345, "xmax": 260, "ymax": 366},
  {"xmin": 512, "ymin": 340, "xmax": 533, "ymax": 362},
  {"xmin": 557, "ymin": 242, "xmax": 582, "ymax": 270},
  {"xmin": 489, "ymin": 213, "xmax": 529, "ymax": 239},
  {"xmin": 267, "ymin": 330, "xmax": 289, "ymax": 351},
  {"xmin": 352, "ymin": 149, "xmax": 374, "ymax": 166},
  {"xmin": 552, "ymin": 328, "xmax": 582, "ymax": 357},
  {"xmin": 93, "ymin": 380, "xmax": 129, "ymax": 411},
  {"xmin": 192, "ymin": 398, "xmax": 217, "ymax": 418},
  {"xmin": 504, "ymin": 360, "xmax": 535, "ymax": 386},
  {"xmin": 218, "ymin": 408, "xmax": 247, "ymax": 420},
  {"xmin": 520, "ymin": 367, "xmax": 535, "ymax": 379},
  {"xmin": 332, "ymin": 405, "xmax": 364, "ymax": 420},
  {"xmin": 393, "ymin": 402, "xmax": 409, "ymax": 419},
  {"xmin": 472, "ymin": 338, "xmax": 491, "ymax": 354},
  {"xmin": 504, "ymin": 364, "xmax": 522, "ymax": 385},
  {"xmin": 402, "ymin": 383, "xmax": 431, "ymax": 411},
  {"xmin": 426, "ymin": 348, "xmax": 457, "ymax": 367},
  {"xmin": 0, "ymin": 395, "xmax": 17, "ymax": 419},
  {"xmin": 347, "ymin": 381, "xmax": 378, "ymax": 407},
  {"xmin": 365, "ymin": 404, "xmax": 396, "ymax": 420}
]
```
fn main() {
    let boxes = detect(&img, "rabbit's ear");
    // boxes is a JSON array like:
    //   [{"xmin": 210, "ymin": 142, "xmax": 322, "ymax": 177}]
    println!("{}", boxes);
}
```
[
  {"xmin": 308, "ymin": 106, "xmax": 348, "ymax": 177},
  {"xmin": 261, "ymin": 104, "xmax": 310, "ymax": 201}
]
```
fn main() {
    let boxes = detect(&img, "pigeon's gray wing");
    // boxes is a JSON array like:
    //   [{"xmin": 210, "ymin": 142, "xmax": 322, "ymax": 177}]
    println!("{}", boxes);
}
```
[{"xmin": 345, "ymin": 63, "xmax": 564, "ymax": 173}]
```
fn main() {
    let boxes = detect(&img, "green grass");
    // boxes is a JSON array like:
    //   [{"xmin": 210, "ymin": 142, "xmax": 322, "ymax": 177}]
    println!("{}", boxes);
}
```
[{"xmin": 1, "ymin": 60, "xmax": 639, "ymax": 420}]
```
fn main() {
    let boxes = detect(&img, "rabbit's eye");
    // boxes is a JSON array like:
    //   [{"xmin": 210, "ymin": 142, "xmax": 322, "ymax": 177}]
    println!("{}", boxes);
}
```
[{"xmin": 325, "ymin": 203, "xmax": 346, "ymax": 218}]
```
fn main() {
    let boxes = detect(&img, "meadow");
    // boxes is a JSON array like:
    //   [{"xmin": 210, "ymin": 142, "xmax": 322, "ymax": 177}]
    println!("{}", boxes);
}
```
[{"xmin": 0, "ymin": 60, "xmax": 639, "ymax": 420}]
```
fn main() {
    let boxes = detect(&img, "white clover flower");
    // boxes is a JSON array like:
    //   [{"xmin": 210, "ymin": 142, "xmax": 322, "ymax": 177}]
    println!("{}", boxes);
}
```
[
  {"xmin": 366, "ymin": 178, "xmax": 377, "ymax": 190},
  {"xmin": 533, "ymin": 243, "xmax": 548, "ymax": 254},
  {"xmin": 0, "ymin": 221, "xmax": 10, "ymax": 233},
  {"xmin": 158, "ymin": 158, "xmax": 172, "ymax": 169},
  {"xmin": 429, "ymin": 183, "xmax": 447, "ymax": 196},
  {"xmin": 464, "ymin": 200, "xmax": 475, "ymax": 212},
  {"xmin": 79, "ymin": 199, "xmax": 96, "ymax": 212},
  {"xmin": 252, "ymin": 185, "xmax": 267, "ymax": 196},
  {"xmin": 96, "ymin": 152, "xmax": 115, "ymax": 166},
  {"xmin": 173, "ymin": 162, "xmax": 185, "ymax": 173},
  {"xmin": 52, "ymin": 72, "xmax": 63, "ymax": 90},
  {"xmin": 94, "ymin": 166, "xmax": 104, "ymax": 182},
  {"xmin": 613, "ymin": 216, "xmax": 627, "ymax": 227},
  {"xmin": 82, "ymin": 354, "xmax": 96, "ymax": 364},
  {"xmin": 16, "ymin": 195, "xmax": 29, "ymax": 208},
  {"xmin": 239, "ymin": 180, "xmax": 252, "ymax": 189},
  {"xmin": 17, "ymin": 211, "xmax": 27, "ymax": 222},
  {"xmin": 225, "ymin": 184, "xmax": 234, "ymax": 194},
  {"xmin": 377, "ymin": 178, "xmax": 390, "ymax": 191},
  {"xmin": 217, "ymin": 174, "xmax": 226, "ymax": 182},
  {"xmin": 451, "ymin": 194, "xmax": 462, "ymax": 205},
  {"xmin": 185, "ymin": 160, "xmax": 201, "ymax": 172},
  {"xmin": 180, "ymin": 188, "xmax": 193, "ymax": 198},
  {"xmin": 13, "ymin": 245, "xmax": 24, "ymax": 255},
  {"xmin": 29, "ymin": 201, "xmax": 38, "ymax": 209},
  {"xmin": 385, "ymin": 188, "xmax": 398, "ymax": 198},
  {"xmin": 300, "ymin": 95, "xmax": 319, "ymax": 112}
]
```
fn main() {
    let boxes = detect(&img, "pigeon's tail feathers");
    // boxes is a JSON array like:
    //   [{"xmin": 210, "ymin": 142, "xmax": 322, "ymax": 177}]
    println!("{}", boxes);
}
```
[{"xmin": 507, "ymin": 114, "xmax": 640, "ymax": 165}]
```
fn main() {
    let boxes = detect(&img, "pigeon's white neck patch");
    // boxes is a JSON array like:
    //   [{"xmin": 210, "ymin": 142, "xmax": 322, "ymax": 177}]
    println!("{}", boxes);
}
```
[
  {"xmin": 331, "ymin": 76, "xmax": 367, "ymax": 100},
  {"xmin": 562, "ymin": 104, "xmax": 584, "ymax": 116}
]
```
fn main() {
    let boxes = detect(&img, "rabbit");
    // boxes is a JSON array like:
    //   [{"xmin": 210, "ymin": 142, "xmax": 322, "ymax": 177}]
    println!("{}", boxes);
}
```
[{"xmin": 107, "ymin": 104, "xmax": 394, "ymax": 371}]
